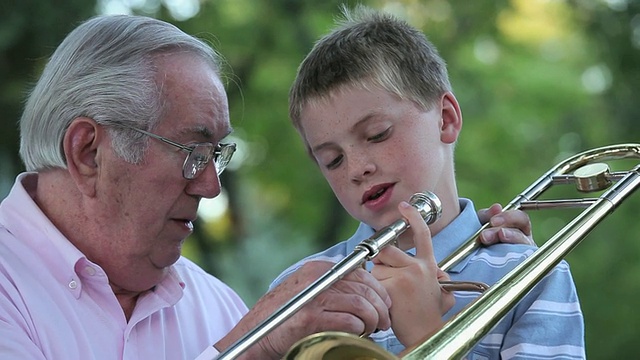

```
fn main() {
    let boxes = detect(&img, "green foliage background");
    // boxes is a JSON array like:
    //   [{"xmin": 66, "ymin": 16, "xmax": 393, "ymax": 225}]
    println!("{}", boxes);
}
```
[{"xmin": 1, "ymin": 0, "xmax": 639, "ymax": 358}]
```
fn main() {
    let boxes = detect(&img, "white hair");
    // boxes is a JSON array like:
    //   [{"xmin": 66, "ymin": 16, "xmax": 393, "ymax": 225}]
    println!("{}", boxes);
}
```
[{"xmin": 19, "ymin": 15, "xmax": 222, "ymax": 170}]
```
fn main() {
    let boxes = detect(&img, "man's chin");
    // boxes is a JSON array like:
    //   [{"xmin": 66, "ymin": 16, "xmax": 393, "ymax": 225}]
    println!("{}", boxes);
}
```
[{"xmin": 151, "ymin": 252, "xmax": 182, "ymax": 270}]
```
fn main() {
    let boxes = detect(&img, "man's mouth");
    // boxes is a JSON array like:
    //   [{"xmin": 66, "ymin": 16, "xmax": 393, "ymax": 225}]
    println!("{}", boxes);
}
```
[{"xmin": 173, "ymin": 218, "xmax": 194, "ymax": 231}]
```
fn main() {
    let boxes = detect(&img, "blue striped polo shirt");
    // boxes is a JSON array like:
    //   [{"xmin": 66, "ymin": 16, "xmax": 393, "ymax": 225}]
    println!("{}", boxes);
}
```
[{"xmin": 269, "ymin": 198, "xmax": 585, "ymax": 359}]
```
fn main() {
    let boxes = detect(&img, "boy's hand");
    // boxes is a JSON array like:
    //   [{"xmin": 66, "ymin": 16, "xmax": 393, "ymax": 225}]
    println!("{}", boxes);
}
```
[
  {"xmin": 477, "ymin": 203, "xmax": 535, "ymax": 246},
  {"xmin": 370, "ymin": 201, "xmax": 455, "ymax": 347}
]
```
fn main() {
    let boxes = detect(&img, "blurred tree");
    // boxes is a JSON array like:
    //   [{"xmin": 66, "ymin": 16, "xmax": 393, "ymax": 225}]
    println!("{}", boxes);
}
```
[
  {"xmin": 570, "ymin": 0, "xmax": 640, "ymax": 139},
  {"xmin": 0, "ymin": 0, "xmax": 95, "ymax": 184},
  {"xmin": 1, "ymin": 0, "xmax": 639, "ymax": 358}
]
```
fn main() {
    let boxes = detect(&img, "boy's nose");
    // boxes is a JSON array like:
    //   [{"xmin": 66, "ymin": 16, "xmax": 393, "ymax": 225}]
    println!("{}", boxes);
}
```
[{"xmin": 350, "ymin": 156, "xmax": 376, "ymax": 184}]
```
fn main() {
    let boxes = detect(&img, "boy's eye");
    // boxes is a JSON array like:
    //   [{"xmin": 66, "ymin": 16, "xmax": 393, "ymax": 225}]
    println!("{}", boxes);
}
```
[
  {"xmin": 368, "ymin": 128, "xmax": 390, "ymax": 142},
  {"xmin": 325, "ymin": 154, "xmax": 344, "ymax": 170}
]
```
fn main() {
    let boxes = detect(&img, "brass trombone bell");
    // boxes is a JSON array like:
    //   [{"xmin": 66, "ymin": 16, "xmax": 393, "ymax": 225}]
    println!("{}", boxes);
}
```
[{"xmin": 285, "ymin": 332, "xmax": 400, "ymax": 360}]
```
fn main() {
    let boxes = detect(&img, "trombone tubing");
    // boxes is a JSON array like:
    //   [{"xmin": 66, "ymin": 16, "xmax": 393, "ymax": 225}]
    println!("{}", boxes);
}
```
[
  {"xmin": 438, "ymin": 143, "xmax": 640, "ymax": 272},
  {"xmin": 215, "ymin": 192, "xmax": 440, "ymax": 360},
  {"xmin": 405, "ymin": 148, "xmax": 640, "ymax": 359}
]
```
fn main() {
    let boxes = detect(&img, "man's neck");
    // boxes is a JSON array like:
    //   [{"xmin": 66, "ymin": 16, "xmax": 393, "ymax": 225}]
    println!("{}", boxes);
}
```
[{"xmin": 112, "ymin": 286, "xmax": 142, "ymax": 321}]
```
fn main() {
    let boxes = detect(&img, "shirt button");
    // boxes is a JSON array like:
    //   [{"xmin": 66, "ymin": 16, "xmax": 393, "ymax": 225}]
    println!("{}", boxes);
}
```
[
  {"xmin": 85, "ymin": 266, "xmax": 96, "ymax": 276},
  {"xmin": 68, "ymin": 280, "xmax": 77, "ymax": 289}
]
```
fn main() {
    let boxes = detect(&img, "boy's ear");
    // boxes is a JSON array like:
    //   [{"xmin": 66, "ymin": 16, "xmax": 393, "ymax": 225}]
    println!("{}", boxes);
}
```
[
  {"xmin": 63, "ymin": 117, "xmax": 104, "ymax": 197},
  {"xmin": 439, "ymin": 92, "xmax": 463, "ymax": 144}
]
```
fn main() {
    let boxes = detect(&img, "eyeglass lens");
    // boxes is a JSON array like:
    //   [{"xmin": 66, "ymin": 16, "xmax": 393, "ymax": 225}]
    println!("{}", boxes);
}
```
[{"xmin": 182, "ymin": 144, "xmax": 235, "ymax": 179}]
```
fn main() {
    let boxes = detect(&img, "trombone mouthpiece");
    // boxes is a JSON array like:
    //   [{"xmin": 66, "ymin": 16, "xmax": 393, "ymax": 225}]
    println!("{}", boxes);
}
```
[{"xmin": 409, "ymin": 191, "xmax": 442, "ymax": 225}]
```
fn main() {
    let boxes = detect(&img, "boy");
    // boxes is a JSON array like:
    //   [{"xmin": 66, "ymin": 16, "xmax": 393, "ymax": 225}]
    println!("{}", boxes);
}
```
[{"xmin": 271, "ymin": 5, "xmax": 585, "ymax": 359}]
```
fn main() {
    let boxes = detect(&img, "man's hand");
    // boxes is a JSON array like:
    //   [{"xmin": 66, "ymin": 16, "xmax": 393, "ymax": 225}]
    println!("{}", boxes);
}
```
[{"xmin": 216, "ymin": 261, "xmax": 391, "ymax": 359}]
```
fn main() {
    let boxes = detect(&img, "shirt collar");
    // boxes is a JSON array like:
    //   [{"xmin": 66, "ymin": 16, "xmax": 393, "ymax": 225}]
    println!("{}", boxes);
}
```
[
  {"xmin": 429, "ymin": 198, "xmax": 482, "ymax": 272},
  {"xmin": 1, "ymin": 173, "xmax": 87, "ymax": 295}
]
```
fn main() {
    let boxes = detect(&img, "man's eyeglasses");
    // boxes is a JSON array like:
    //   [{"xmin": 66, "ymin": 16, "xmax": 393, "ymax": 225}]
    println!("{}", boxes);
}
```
[{"xmin": 120, "ymin": 124, "xmax": 236, "ymax": 179}]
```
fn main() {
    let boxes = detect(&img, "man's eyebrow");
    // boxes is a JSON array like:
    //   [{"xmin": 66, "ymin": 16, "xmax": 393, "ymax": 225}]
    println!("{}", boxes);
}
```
[
  {"xmin": 193, "ymin": 126, "xmax": 214, "ymax": 139},
  {"xmin": 179, "ymin": 125, "xmax": 233, "ymax": 141}
]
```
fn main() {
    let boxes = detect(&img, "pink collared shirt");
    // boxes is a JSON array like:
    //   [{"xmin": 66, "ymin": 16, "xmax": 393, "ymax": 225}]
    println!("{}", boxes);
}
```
[{"xmin": 0, "ymin": 173, "xmax": 248, "ymax": 359}]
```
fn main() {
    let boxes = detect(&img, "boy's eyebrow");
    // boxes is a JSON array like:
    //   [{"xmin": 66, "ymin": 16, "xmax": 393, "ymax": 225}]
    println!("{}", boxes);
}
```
[
  {"xmin": 352, "ymin": 112, "xmax": 377, "ymax": 130},
  {"xmin": 311, "ymin": 141, "xmax": 333, "ymax": 154},
  {"xmin": 310, "ymin": 112, "xmax": 377, "ymax": 153}
]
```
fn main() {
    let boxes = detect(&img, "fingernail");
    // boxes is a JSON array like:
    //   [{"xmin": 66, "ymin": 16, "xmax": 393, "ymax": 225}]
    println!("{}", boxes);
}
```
[
  {"xmin": 399, "ymin": 201, "xmax": 411, "ymax": 209},
  {"xmin": 480, "ymin": 229, "xmax": 495, "ymax": 243},
  {"xmin": 491, "ymin": 216, "xmax": 504, "ymax": 226}
]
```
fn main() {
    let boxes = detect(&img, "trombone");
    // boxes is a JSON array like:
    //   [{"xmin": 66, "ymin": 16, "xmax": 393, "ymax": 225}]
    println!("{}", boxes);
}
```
[
  {"xmin": 284, "ymin": 143, "xmax": 640, "ymax": 359},
  {"xmin": 224, "ymin": 143, "xmax": 640, "ymax": 359}
]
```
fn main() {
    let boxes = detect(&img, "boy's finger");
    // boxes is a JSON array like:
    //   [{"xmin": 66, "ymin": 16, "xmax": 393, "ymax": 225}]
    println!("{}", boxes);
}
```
[{"xmin": 398, "ymin": 201, "xmax": 434, "ymax": 260}]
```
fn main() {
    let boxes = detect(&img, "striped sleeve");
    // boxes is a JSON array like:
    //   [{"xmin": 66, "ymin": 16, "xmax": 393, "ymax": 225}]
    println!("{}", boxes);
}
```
[{"xmin": 472, "ymin": 260, "xmax": 586, "ymax": 360}]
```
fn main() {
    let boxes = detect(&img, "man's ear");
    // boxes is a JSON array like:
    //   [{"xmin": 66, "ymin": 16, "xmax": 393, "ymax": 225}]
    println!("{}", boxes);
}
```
[
  {"xmin": 63, "ymin": 117, "xmax": 104, "ymax": 197},
  {"xmin": 439, "ymin": 91, "xmax": 463, "ymax": 144}
]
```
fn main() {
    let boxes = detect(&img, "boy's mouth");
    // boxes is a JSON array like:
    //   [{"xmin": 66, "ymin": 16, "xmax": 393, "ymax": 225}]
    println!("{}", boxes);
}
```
[
  {"xmin": 362, "ymin": 184, "xmax": 393, "ymax": 204},
  {"xmin": 368, "ymin": 188, "xmax": 385, "ymax": 200}
]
